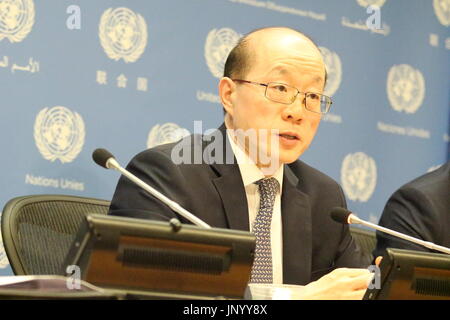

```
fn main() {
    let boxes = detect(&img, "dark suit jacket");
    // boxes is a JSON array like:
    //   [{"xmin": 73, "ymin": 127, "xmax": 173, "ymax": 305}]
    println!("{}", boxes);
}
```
[
  {"xmin": 109, "ymin": 124, "xmax": 369, "ymax": 285},
  {"xmin": 374, "ymin": 161, "xmax": 450, "ymax": 258}
]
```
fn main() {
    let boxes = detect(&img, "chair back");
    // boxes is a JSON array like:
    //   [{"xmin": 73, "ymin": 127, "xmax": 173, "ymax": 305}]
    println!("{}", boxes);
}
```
[{"xmin": 1, "ymin": 195, "xmax": 109, "ymax": 275}]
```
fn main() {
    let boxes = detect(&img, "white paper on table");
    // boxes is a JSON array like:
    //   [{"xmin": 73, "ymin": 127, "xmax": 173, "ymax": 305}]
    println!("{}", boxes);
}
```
[{"xmin": 245, "ymin": 283, "xmax": 307, "ymax": 300}]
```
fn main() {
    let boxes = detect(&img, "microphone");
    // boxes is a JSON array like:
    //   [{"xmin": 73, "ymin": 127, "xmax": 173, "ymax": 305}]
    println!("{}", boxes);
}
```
[
  {"xmin": 330, "ymin": 207, "xmax": 450, "ymax": 255},
  {"xmin": 92, "ymin": 148, "xmax": 119, "ymax": 169},
  {"xmin": 92, "ymin": 148, "xmax": 211, "ymax": 229}
]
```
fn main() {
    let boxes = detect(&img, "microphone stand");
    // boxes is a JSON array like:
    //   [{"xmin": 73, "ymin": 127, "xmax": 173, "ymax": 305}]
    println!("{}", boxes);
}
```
[
  {"xmin": 349, "ymin": 214, "xmax": 450, "ymax": 255},
  {"xmin": 106, "ymin": 157, "xmax": 211, "ymax": 229}
]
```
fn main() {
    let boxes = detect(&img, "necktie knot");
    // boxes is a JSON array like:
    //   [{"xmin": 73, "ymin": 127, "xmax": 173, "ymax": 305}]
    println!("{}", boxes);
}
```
[
  {"xmin": 255, "ymin": 177, "xmax": 279, "ymax": 193},
  {"xmin": 255, "ymin": 177, "xmax": 279, "ymax": 207}
]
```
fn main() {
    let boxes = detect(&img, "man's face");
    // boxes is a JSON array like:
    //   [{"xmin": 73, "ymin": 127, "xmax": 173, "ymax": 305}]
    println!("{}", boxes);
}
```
[{"xmin": 222, "ymin": 30, "xmax": 326, "ymax": 166}]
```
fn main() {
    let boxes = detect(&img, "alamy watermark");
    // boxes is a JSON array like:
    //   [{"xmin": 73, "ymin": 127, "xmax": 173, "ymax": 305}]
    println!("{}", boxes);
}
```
[
  {"xmin": 66, "ymin": 5, "xmax": 81, "ymax": 30},
  {"xmin": 66, "ymin": 264, "xmax": 81, "ymax": 290},
  {"xmin": 366, "ymin": 5, "xmax": 382, "ymax": 30},
  {"xmin": 170, "ymin": 121, "xmax": 282, "ymax": 176},
  {"xmin": 368, "ymin": 265, "xmax": 381, "ymax": 289}
]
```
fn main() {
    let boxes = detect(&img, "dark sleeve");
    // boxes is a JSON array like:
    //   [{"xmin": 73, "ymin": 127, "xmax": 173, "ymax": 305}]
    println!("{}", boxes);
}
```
[
  {"xmin": 108, "ymin": 148, "xmax": 190, "ymax": 222},
  {"xmin": 334, "ymin": 185, "xmax": 372, "ymax": 268},
  {"xmin": 373, "ymin": 187, "xmax": 440, "ymax": 258}
]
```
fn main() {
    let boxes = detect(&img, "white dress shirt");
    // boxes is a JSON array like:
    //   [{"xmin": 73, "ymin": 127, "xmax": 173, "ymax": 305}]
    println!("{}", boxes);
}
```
[{"xmin": 225, "ymin": 127, "xmax": 284, "ymax": 284}]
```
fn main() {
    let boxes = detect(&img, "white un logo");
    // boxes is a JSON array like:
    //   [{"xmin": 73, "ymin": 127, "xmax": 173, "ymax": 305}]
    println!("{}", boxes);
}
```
[
  {"xmin": 341, "ymin": 152, "xmax": 377, "ymax": 202},
  {"xmin": 433, "ymin": 0, "xmax": 450, "ymax": 26},
  {"xmin": 387, "ymin": 64, "xmax": 425, "ymax": 114},
  {"xmin": 0, "ymin": 0, "xmax": 35, "ymax": 43},
  {"xmin": 205, "ymin": 28, "xmax": 241, "ymax": 78},
  {"xmin": 357, "ymin": 0, "xmax": 386, "ymax": 8},
  {"xmin": 319, "ymin": 46, "xmax": 342, "ymax": 97},
  {"xmin": 147, "ymin": 122, "xmax": 190, "ymax": 149},
  {"xmin": 34, "ymin": 106, "xmax": 85, "ymax": 163},
  {"xmin": 99, "ymin": 7, "xmax": 148, "ymax": 63}
]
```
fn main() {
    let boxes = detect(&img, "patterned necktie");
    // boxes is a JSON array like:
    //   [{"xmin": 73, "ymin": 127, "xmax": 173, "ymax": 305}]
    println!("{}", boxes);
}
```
[{"xmin": 250, "ymin": 177, "xmax": 280, "ymax": 283}]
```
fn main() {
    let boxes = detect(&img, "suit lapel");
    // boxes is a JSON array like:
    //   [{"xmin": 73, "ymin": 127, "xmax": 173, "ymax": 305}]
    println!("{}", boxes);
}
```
[
  {"xmin": 211, "ymin": 166, "xmax": 250, "ymax": 231},
  {"xmin": 209, "ymin": 124, "xmax": 249, "ymax": 231},
  {"xmin": 281, "ymin": 165, "xmax": 312, "ymax": 285}
]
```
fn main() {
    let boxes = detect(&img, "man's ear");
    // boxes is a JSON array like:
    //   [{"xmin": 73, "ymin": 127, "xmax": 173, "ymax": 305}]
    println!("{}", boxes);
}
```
[{"xmin": 218, "ymin": 77, "xmax": 235, "ymax": 116}]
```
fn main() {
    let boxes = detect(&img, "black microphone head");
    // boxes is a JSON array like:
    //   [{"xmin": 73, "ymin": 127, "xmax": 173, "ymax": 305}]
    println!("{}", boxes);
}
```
[
  {"xmin": 330, "ymin": 207, "xmax": 352, "ymax": 224},
  {"xmin": 92, "ymin": 148, "xmax": 114, "ymax": 169}
]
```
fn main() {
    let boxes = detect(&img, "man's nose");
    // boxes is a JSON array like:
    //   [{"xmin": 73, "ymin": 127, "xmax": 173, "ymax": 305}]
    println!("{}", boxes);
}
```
[{"xmin": 281, "ymin": 94, "xmax": 306, "ymax": 122}]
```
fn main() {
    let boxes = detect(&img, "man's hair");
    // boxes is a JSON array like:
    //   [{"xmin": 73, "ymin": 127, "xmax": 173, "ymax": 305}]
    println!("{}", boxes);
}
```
[
  {"xmin": 222, "ymin": 27, "xmax": 327, "ymax": 115},
  {"xmin": 223, "ymin": 35, "xmax": 250, "ymax": 80}
]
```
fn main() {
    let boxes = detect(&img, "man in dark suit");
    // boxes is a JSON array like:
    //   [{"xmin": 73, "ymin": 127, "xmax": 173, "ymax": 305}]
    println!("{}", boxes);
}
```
[
  {"xmin": 109, "ymin": 27, "xmax": 373, "ymax": 299},
  {"xmin": 374, "ymin": 161, "xmax": 450, "ymax": 257}
]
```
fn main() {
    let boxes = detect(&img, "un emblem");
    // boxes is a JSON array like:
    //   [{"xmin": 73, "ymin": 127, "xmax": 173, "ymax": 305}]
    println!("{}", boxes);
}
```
[
  {"xmin": 0, "ymin": 0, "xmax": 34, "ymax": 43},
  {"xmin": 205, "ymin": 28, "xmax": 241, "ymax": 78},
  {"xmin": 147, "ymin": 123, "xmax": 190, "ymax": 149},
  {"xmin": 319, "ymin": 47, "xmax": 342, "ymax": 97},
  {"xmin": 387, "ymin": 64, "xmax": 425, "ymax": 114},
  {"xmin": 357, "ymin": 0, "xmax": 386, "ymax": 7},
  {"xmin": 433, "ymin": 0, "xmax": 450, "ymax": 26},
  {"xmin": 34, "ymin": 106, "xmax": 85, "ymax": 163},
  {"xmin": 341, "ymin": 152, "xmax": 377, "ymax": 202},
  {"xmin": 99, "ymin": 7, "xmax": 148, "ymax": 63}
]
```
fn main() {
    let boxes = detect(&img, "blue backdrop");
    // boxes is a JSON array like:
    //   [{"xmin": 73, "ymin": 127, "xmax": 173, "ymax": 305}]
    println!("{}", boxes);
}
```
[{"xmin": 0, "ymin": 0, "xmax": 449, "ymax": 275}]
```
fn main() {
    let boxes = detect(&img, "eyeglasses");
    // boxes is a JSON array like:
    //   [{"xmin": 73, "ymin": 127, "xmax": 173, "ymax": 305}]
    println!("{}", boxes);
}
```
[{"xmin": 232, "ymin": 79, "xmax": 332, "ymax": 114}]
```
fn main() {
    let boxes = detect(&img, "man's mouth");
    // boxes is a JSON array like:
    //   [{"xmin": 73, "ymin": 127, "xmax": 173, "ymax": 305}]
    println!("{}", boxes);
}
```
[{"xmin": 278, "ymin": 132, "xmax": 300, "ymax": 140}]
